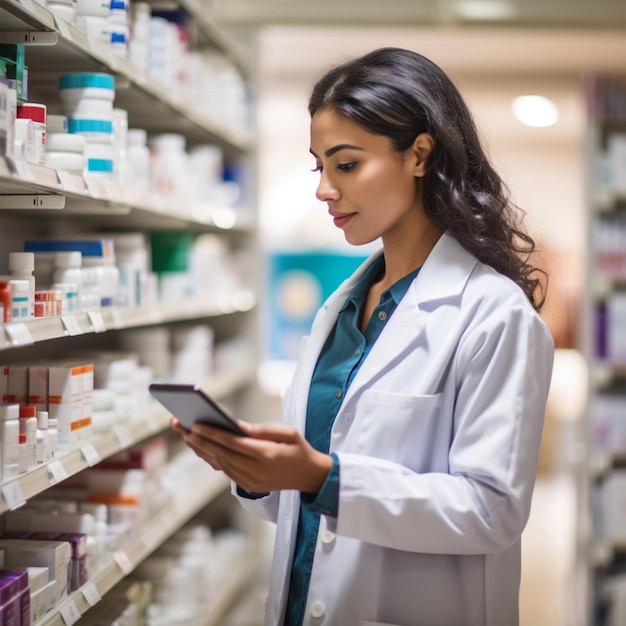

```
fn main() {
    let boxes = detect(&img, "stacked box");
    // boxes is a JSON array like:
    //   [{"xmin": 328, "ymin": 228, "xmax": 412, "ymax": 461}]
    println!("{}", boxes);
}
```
[{"xmin": 48, "ymin": 361, "xmax": 94, "ymax": 451}]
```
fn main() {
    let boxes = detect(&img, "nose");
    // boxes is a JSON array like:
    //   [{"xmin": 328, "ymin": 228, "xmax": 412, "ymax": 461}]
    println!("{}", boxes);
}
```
[{"xmin": 315, "ymin": 170, "xmax": 339, "ymax": 202}]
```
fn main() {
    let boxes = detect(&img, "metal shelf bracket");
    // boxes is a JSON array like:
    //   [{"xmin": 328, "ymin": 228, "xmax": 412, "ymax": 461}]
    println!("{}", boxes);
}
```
[
  {"xmin": 0, "ymin": 194, "xmax": 65, "ymax": 209},
  {"xmin": 1, "ymin": 31, "xmax": 58, "ymax": 45}
]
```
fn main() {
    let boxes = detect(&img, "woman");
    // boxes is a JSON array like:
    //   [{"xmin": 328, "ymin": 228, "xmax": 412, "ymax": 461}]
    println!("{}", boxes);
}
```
[{"xmin": 172, "ymin": 47, "xmax": 554, "ymax": 626}]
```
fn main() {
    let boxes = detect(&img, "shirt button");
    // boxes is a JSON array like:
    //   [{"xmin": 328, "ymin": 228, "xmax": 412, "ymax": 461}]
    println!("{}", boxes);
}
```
[
  {"xmin": 336, "ymin": 389, "xmax": 343, "ymax": 399},
  {"xmin": 311, "ymin": 601, "xmax": 326, "ymax": 618},
  {"xmin": 378, "ymin": 311, "xmax": 387, "ymax": 320},
  {"xmin": 354, "ymin": 347, "xmax": 361, "ymax": 356},
  {"xmin": 322, "ymin": 530, "xmax": 336, "ymax": 544}
]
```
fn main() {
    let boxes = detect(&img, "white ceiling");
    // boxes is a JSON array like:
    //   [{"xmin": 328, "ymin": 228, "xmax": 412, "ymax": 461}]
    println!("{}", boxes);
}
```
[
  {"xmin": 254, "ymin": 25, "xmax": 626, "ymax": 146},
  {"xmin": 214, "ymin": 0, "xmax": 626, "ymax": 29}
]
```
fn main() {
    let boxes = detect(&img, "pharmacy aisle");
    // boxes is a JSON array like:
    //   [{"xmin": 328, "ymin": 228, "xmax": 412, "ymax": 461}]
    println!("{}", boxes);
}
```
[{"xmin": 0, "ymin": 0, "xmax": 262, "ymax": 623}]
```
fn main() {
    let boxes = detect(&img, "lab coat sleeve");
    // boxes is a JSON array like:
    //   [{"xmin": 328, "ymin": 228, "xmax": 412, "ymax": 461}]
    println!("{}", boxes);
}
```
[
  {"xmin": 231, "ymin": 482, "xmax": 280, "ymax": 524},
  {"xmin": 335, "ymin": 304, "xmax": 554, "ymax": 555}
]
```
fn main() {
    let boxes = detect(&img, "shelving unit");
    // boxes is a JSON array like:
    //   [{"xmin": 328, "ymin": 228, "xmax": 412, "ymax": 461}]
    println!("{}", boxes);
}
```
[
  {"xmin": 583, "ymin": 72, "xmax": 626, "ymax": 626},
  {"xmin": 0, "ymin": 0, "xmax": 260, "ymax": 622}
]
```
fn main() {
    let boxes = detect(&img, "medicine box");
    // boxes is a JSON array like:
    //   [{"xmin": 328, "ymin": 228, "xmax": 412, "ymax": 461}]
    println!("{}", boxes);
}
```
[
  {"xmin": 48, "ymin": 361, "xmax": 94, "ymax": 451},
  {"xmin": 28, "ymin": 364, "xmax": 49, "ymax": 413},
  {"xmin": 0, "ymin": 568, "xmax": 30, "ymax": 626},
  {"xmin": 0, "ymin": 539, "xmax": 71, "ymax": 608},
  {"xmin": 5, "ymin": 365, "xmax": 28, "ymax": 405}
]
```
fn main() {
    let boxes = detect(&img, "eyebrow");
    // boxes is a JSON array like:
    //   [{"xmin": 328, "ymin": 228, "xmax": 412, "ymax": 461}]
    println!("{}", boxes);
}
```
[{"xmin": 310, "ymin": 144, "xmax": 365, "ymax": 158}]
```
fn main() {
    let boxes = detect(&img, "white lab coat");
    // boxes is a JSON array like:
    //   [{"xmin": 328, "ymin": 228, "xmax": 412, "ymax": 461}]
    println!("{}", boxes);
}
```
[{"xmin": 234, "ymin": 232, "xmax": 554, "ymax": 626}]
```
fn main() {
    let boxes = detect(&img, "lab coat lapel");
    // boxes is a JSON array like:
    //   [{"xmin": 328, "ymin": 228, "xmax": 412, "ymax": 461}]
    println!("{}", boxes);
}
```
[
  {"xmin": 291, "ymin": 252, "xmax": 384, "ymax": 432},
  {"xmin": 342, "ymin": 232, "xmax": 478, "ymax": 403}
]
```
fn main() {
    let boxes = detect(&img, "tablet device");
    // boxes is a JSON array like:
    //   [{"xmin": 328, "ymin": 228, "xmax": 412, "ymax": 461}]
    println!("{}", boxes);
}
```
[{"xmin": 148, "ymin": 382, "xmax": 248, "ymax": 437}]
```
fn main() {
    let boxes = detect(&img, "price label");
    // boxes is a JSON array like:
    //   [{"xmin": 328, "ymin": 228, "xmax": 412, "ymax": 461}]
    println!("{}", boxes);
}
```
[
  {"xmin": 60, "ymin": 600, "xmax": 81, "ymax": 625},
  {"xmin": 87, "ymin": 312, "xmax": 107, "ymax": 333},
  {"xmin": 81, "ymin": 443, "xmax": 101, "ymax": 467},
  {"xmin": 56, "ymin": 170, "xmax": 85, "ymax": 194},
  {"xmin": 84, "ymin": 176, "xmax": 105, "ymax": 199},
  {"xmin": 47, "ymin": 460, "xmax": 69, "ymax": 483},
  {"xmin": 4, "ymin": 323, "xmax": 34, "ymax": 346},
  {"xmin": 61, "ymin": 315, "xmax": 82, "ymax": 336},
  {"xmin": 82, "ymin": 582, "xmax": 102, "ymax": 606},
  {"xmin": 1, "ymin": 481, "xmax": 26, "ymax": 510},
  {"xmin": 113, "ymin": 425, "xmax": 133, "ymax": 449},
  {"xmin": 113, "ymin": 550, "xmax": 133, "ymax": 574}
]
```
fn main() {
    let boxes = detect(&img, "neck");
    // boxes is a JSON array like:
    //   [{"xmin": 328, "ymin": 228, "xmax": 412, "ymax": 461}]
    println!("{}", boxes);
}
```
[{"xmin": 380, "ymin": 223, "xmax": 443, "ymax": 288}]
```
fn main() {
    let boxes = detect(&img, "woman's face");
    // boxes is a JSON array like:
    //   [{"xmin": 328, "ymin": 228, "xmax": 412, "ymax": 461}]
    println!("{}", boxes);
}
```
[{"xmin": 310, "ymin": 107, "xmax": 426, "ymax": 247}]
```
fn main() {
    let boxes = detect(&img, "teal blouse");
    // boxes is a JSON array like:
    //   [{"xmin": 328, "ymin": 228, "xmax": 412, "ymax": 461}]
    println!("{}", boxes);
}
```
[{"xmin": 284, "ymin": 255, "xmax": 420, "ymax": 625}]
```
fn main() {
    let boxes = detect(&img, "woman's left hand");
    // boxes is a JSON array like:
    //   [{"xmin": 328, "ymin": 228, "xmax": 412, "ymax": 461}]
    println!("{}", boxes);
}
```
[{"xmin": 175, "ymin": 418, "xmax": 333, "ymax": 494}]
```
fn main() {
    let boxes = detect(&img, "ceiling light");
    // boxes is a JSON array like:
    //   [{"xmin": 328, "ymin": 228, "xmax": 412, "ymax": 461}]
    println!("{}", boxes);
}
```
[
  {"xmin": 511, "ymin": 95, "xmax": 559, "ymax": 128},
  {"xmin": 454, "ymin": 1, "xmax": 517, "ymax": 20}
]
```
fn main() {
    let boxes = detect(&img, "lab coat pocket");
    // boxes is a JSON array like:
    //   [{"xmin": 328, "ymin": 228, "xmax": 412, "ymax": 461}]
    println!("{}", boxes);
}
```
[{"xmin": 356, "ymin": 390, "xmax": 442, "ymax": 470}]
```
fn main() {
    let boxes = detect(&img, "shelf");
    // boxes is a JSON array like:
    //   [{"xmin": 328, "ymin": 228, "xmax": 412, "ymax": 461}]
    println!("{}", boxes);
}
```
[
  {"xmin": 0, "ymin": 0, "xmax": 252, "ymax": 152},
  {"xmin": 0, "ymin": 363, "xmax": 256, "ymax": 514},
  {"xmin": 202, "ymin": 551, "xmax": 259, "ymax": 626},
  {"xmin": 35, "ymin": 461, "xmax": 231, "ymax": 626},
  {"xmin": 0, "ymin": 290, "xmax": 256, "ymax": 351},
  {"xmin": 0, "ymin": 157, "xmax": 256, "ymax": 232}
]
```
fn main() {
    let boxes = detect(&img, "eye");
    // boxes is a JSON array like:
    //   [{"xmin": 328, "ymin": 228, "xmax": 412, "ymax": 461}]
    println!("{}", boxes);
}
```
[{"xmin": 337, "ymin": 162, "xmax": 357, "ymax": 172}]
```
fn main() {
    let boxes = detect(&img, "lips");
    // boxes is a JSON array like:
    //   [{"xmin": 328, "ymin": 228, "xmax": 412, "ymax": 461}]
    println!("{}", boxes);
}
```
[{"xmin": 329, "ymin": 209, "xmax": 355, "ymax": 228}]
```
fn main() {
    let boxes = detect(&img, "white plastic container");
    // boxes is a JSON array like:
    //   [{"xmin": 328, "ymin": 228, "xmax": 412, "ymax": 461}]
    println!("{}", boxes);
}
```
[
  {"xmin": 46, "ymin": 131, "xmax": 86, "ymax": 175},
  {"xmin": 47, "ymin": 132, "xmax": 85, "ymax": 153},
  {"xmin": 8, "ymin": 279, "xmax": 30, "ymax": 321},
  {"xmin": 37, "ymin": 410, "xmax": 52, "ymax": 463},
  {"xmin": 129, "ymin": 2, "xmax": 151, "ymax": 73},
  {"xmin": 111, "ymin": 108, "xmax": 128, "ymax": 185},
  {"xmin": 51, "ymin": 282, "xmax": 80, "ymax": 314},
  {"xmin": 150, "ymin": 133, "xmax": 189, "ymax": 201},
  {"xmin": 53, "ymin": 251, "xmax": 82, "ymax": 310},
  {"xmin": 48, "ymin": 417, "xmax": 59, "ymax": 459},
  {"xmin": 83, "ymin": 140, "xmax": 114, "ymax": 162},
  {"xmin": 76, "ymin": 0, "xmax": 109, "ymax": 17},
  {"xmin": 59, "ymin": 73, "xmax": 115, "ymax": 118},
  {"xmin": 82, "ymin": 254, "xmax": 119, "ymax": 307},
  {"xmin": 14, "ymin": 118, "xmax": 36, "ymax": 164},
  {"xmin": 45, "ymin": 151, "xmax": 85, "ymax": 174},
  {"xmin": 125, "ymin": 128, "xmax": 150, "ymax": 192},
  {"xmin": 76, "ymin": 15, "xmax": 111, "ymax": 45},
  {"xmin": 17, "ymin": 103, "xmax": 46, "ymax": 165},
  {"xmin": 19, "ymin": 405, "xmax": 38, "ymax": 471},
  {"xmin": 109, "ymin": 0, "xmax": 129, "ymax": 57},
  {"xmin": 0, "ymin": 403, "xmax": 20, "ymax": 480},
  {"xmin": 189, "ymin": 144, "xmax": 223, "ymax": 203},
  {"xmin": 8, "ymin": 252, "xmax": 35, "ymax": 318}
]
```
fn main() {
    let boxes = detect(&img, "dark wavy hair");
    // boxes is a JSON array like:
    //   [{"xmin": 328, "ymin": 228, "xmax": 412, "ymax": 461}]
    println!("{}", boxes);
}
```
[{"xmin": 308, "ymin": 47, "xmax": 546, "ymax": 311}]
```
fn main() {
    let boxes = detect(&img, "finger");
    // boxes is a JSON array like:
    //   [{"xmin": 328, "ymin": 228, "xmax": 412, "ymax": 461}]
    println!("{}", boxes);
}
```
[
  {"xmin": 170, "ymin": 416, "xmax": 188, "ymax": 436},
  {"xmin": 238, "ymin": 421, "xmax": 301, "ymax": 443}
]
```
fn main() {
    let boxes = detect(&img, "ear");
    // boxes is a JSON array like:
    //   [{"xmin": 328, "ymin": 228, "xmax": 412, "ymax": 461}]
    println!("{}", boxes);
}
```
[{"xmin": 410, "ymin": 132, "xmax": 434, "ymax": 178}]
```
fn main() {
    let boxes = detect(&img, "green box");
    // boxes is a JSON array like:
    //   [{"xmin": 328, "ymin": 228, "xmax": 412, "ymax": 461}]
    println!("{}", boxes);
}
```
[
  {"xmin": 0, "ymin": 44, "xmax": 25, "ymax": 66},
  {"xmin": 150, "ymin": 231, "xmax": 193, "ymax": 273},
  {"xmin": 0, "ymin": 45, "xmax": 25, "ymax": 101}
]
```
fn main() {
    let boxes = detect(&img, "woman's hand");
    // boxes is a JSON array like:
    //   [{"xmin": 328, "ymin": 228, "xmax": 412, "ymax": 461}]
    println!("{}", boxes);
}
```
[{"xmin": 170, "ymin": 417, "xmax": 333, "ymax": 494}]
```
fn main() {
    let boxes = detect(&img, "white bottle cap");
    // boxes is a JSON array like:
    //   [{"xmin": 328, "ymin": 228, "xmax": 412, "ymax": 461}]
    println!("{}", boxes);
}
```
[
  {"xmin": 0, "ymin": 403, "xmax": 19, "ymax": 420},
  {"xmin": 127, "ymin": 128, "xmax": 147, "ymax": 146},
  {"xmin": 37, "ymin": 410, "xmax": 49, "ymax": 428},
  {"xmin": 9, "ymin": 252, "xmax": 35, "ymax": 272},
  {"xmin": 54, "ymin": 251, "xmax": 82, "ymax": 269}
]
